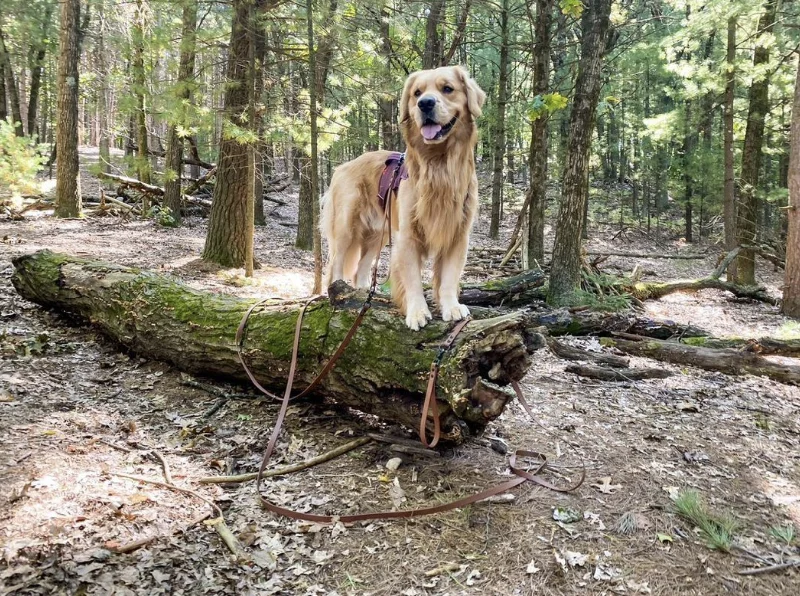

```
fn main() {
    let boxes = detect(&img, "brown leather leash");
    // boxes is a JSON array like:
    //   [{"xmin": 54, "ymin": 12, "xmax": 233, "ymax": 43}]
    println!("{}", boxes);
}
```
[
  {"xmin": 237, "ymin": 300, "xmax": 584, "ymax": 522},
  {"xmin": 233, "ymin": 161, "xmax": 583, "ymax": 523}
]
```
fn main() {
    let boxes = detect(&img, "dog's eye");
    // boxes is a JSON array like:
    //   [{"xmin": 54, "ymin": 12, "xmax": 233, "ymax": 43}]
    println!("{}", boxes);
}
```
[
  {"xmin": 414, "ymin": 89, "xmax": 422, "ymax": 97},
  {"xmin": 442, "ymin": 85, "xmax": 454, "ymax": 94}
]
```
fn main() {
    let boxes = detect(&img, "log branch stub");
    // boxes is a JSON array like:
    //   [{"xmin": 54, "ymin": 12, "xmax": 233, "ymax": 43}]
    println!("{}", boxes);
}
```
[{"xmin": 11, "ymin": 251, "xmax": 536, "ymax": 442}]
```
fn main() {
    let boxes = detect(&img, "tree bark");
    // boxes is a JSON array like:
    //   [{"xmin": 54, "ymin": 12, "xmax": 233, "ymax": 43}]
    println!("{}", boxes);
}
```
[
  {"xmin": 548, "ymin": 0, "xmax": 613, "ymax": 304},
  {"xmin": 297, "ymin": 0, "xmax": 336, "ymax": 254},
  {"xmin": 0, "ymin": 59, "xmax": 6, "ymax": 122},
  {"xmin": 203, "ymin": 0, "xmax": 254, "ymax": 267},
  {"xmin": 526, "ymin": 0, "xmax": 554, "ymax": 267},
  {"xmin": 735, "ymin": 1, "xmax": 777, "ymax": 285},
  {"xmin": 422, "ymin": 0, "xmax": 445, "ymax": 69},
  {"xmin": 96, "ymin": 0, "xmax": 111, "ymax": 174},
  {"xmin": 489, "ymin": 0, "xmax": 509, "ymax": 240},
  {"xmin": 723, "ymin": 17, "xmax": 737, "ymax": 280},
  {"xmin": 54, "ymin": 0, "xmax": 82, "ymax": 218},
  {"xmin": 132, "ymin": 0, "xmax": 151, "ymax": 194},
  {"xmin": 0, "ymin": 28, "xmax": 24, "ymax": 136},
  {"xmin": 12, "ymin": 251, "xmax": 536, "ymax": 443},
  {"xmin": 164, "ymin": 0, "xmax": 198, "ymax": 226},
  {"xmin": 784, "ymin": 53, "xmax": 800, "ymax": 317}
]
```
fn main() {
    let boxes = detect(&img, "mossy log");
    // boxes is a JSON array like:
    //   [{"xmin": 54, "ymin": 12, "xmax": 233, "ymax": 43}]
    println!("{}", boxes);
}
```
[
  {"xmin": 601, "ymin": 334, "xmax": 800, "ymax": 386},
  {"xmin": 632, "ymin": 278, "xmax": 777, "ymax": 306},
  {"xmin": 11, "ymin": 251, "xmax": 537, "ymax": 443}
]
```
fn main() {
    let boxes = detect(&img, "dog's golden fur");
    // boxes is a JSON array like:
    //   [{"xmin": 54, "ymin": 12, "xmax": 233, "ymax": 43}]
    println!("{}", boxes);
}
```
[{"xmin": 321, "ymin": 66, "xmax": 486, "ymax": 330}]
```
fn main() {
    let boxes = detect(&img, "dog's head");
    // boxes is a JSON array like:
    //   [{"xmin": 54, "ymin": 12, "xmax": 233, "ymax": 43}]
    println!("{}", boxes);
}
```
[{"xmin": 399, "ymin": 66, "xmax": 486, "ymax": 146}]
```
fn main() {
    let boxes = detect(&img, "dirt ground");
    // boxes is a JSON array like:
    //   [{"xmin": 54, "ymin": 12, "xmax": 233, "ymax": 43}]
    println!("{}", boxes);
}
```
[{"xmin": 1, "ymin": 153, "xmax": 799, "ymax": 595}]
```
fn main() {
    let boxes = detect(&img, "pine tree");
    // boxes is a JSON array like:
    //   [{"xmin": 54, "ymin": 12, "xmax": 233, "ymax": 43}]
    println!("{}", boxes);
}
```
[{"xmin": 54, "ymin": 0, "xmax": 81, "ymax": 218}]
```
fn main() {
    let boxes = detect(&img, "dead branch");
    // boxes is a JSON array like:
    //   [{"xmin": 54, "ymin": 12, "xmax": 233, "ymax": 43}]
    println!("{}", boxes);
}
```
[
  {"xmin": 198, "ymin": 436, "xmax": 373, "ymax": 484},
  {"xmin": 603, "ymin": 334, "xmax": 800, "ymax": 386},
  {"xmin": 564, "ymin": 364, "xmax": 672, "ymax": 381}
]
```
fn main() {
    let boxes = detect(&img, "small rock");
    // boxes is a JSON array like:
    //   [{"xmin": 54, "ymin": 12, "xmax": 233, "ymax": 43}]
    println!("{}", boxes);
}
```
[{"xmin": 385, "ymin": 457, "xmax": 402, "ymax": 471}]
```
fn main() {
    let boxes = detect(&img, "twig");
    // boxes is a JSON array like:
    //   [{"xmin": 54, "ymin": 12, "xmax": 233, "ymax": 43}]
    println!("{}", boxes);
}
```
[
  {"xmin": 425, "ymin": 562, "xmax": 462, "ymax": 577},
  {"xmin": 202, "ymin": 397, "xmax": 229, "ymax": 419},
  {"xmin": 198, "ymin": 436, "xmax": 373, "ymax": 484},
  {"xmin": 150, "ymin": 450, "xmax": 173, "ymax": 485},
  {"xmin": 738, "ymin": 560, "xmax": 800, "ymax": 576},
  {"xmin": 111, "ymin": 472, "xmax": 249, "ymax": 562},
  {"xmin": 207, "ymin": 517, "xmax": 250, "ymax": 563},
  {"xmin": 111, "ymin": 472, "xmax": 222, "ymax": 517},
  {"xmin": 110, "ymin": 511, "xmax": 210, "ymax": 554},
  {"xmin": 97, "ymin": 438, "xmax": 133, "ymax": 453}
]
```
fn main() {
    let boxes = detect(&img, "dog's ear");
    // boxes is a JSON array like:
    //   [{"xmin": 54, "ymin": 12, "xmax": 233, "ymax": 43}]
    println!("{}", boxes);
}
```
[
  {"xmin": 456, "ymin": 66, "xmax": 486, "ymax": 119},
  {"xmin": 398, "ymin": 72, "xmax": 419, "ymax": 124}
]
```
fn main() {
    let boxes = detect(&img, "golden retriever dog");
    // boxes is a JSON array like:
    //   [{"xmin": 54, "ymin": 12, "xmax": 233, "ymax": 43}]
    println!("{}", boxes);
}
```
[{"xmin": 321, "ymin": 66, "xmax": 486, "ymax": 330}]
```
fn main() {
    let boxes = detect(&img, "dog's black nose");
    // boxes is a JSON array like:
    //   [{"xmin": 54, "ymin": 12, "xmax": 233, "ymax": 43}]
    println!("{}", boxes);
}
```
[{"xmin": 417, "ymin": 96, "xmax": 436, "ymax": 112}]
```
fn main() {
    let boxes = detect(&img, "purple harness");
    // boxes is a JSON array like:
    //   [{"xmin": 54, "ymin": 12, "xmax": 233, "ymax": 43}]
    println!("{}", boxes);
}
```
[{"xmin": 377, "ymin": 152, "xmax": 408, "ymax": 212}]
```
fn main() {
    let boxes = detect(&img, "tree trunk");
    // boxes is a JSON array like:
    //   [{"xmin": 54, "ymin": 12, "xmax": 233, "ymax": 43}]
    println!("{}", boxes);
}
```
[
  {"xmin": 203, "ymin": 0, "xmax": 254, "ymax": 267},
  {"xmin": 54, "ymin": 0, "xmax": 82, "ymax": 219},
  {"xmin": 526, "ymin": 0, "xmax": 554, "ymax": 266},
  {"xmin": 296, "ymin": 156, "xmax": 314, "ymax": 249},
  {"xmin": 132, "ymin": 0, "xmax": 151, "ymax": 197},
  {"xmin": 723, "ymin": 17, "xmax": 737, "ymax": 280},
  {"xmin": 422, "ymin": 0, "xmax": 445, "ymax": 69},
  {"xmin": 0, "ymin": 60, "xmax": 6, "ymax": 121},
  {"xmin": 297, "ymin": 0, "xmax": 336, "ymax": 255},
  {"xmin": 489, "ymin": 0, "xmax": 509, "ymax": 239},
  {"xmin": 96, "ymin": 1, "xmax": 110, "ymax": 174},
  {"xmin": 164, "ymin": 0, "xmax": 198, "ymax": 226},
  {"xmin": 548, "ymin": 0, "xmax": 613, "ymax": 304},
  {"xmin": 0, "ymin": 28, "xmax": 24, "ymax": 136},
  {"xmin": 735, "ymin": 0, "xmax": 777, "ymax": 285},
  {"xmin": 784, "ymin": 54, "xmax": 800, "ymax": 317},
  {"xmin": 11, "ymin": 251, "xmax": 535, "ymax": 443}
]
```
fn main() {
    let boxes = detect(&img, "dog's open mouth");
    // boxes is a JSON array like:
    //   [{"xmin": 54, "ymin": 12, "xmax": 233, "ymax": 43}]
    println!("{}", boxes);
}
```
[{"xmin": 420, "ymin": 116, "xmax": 457, "ymax": 141}]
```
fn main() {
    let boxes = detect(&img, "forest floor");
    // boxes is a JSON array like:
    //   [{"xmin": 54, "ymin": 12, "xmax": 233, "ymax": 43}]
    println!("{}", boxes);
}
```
[{"xmin": 1, "ymin": 149, "xmax": 799, "ymax": 595}]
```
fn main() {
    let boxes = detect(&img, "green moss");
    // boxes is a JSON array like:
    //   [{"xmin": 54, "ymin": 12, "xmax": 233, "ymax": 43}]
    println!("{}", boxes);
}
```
[{"xmin": 682, "ymin": 336, "xmax": 709, "ymax": 347}]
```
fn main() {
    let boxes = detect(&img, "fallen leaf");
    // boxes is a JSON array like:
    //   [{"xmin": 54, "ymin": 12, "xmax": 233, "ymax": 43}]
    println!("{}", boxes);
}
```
[
  {"xmin": 553, "ymin": 506, "xmax": 582, "ymax": 523},
  {"xmin": 465, "ymin": 569, "xmax": 482, "ymax": 586},
  {"xmin": 657, "ymin": 533, "xmax": 673, "ymax": 543},
  {"xmin": 593, "ymin": 565, "xmax": 621, "ymax": 581},
  {"xmin": 592, "ymin": 477, "xmax": 622, "ymax": 494}
]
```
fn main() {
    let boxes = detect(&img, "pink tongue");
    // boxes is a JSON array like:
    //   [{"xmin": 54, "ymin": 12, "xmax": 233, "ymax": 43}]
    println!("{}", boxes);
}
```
[{"xmin": 421, "ymin": 123, "xmax": 442, "ymax": 140}]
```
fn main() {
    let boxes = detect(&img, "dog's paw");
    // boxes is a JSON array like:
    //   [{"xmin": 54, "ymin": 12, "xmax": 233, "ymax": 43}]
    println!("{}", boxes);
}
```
[
  {"xmin": 405, "ymin": 303, "xmax": 433, "ymax": 331},
  {"xmin": 441, "ymin": 302, "xmax": 470, "ymax": 322}
]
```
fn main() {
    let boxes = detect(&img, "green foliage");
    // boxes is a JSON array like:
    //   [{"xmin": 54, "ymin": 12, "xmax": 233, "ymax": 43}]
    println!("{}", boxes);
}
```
[
  {"xmin": 146, "ymin": 205, "xmax": 178, "ymax": 228},
  {"xmin": 672, "ymin": 490, "xmax": 738, "ymax": 552},
  {"xmin": 559, "ymin": 0, "xmax": 583, "ymax": 19},
  {"xmin": 0, "ymin": 120, "xmax": 44, "ymax": 198},
  {"xmin": 529, "ymin": 92, "xmax": 569, "ymax": 121},
  {"xmin": 769, "ymin": 524, "xmax": 796, "ymax": 546}
]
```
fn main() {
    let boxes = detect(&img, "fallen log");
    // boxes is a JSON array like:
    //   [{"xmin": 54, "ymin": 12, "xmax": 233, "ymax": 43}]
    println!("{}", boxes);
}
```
[
  {"xmin": 525, "ymin": 308, "xmax": 709, "ymax": 339},
  {"xmin": 680, "ymin": 336, "xmax": 800, "ymax": 358},
  {"xmin": 11, "ymin": 251, "xmax": 536, "ymax": 443},
  {"xmin": 564, "ymin": 364, "xmax": 671, "ymax": 381},
  {"xmin": 98, "ymin": 172, "xmax": 164, "ymax": 196},
  {"xmin": 632, "ymin": 278, "xmax": 777, "ymax": 305},
  {"xmin": 547, "ymin": 337, "xmax": 630, "ymax": 368},
  {"xmin": 601, "ymin": 334, "xmax": 800, "ymax": 386}
]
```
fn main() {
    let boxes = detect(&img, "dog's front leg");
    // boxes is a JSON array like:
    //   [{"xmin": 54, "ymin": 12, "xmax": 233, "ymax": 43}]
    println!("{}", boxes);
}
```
[
  {"xmin": 433, "ymin": 236, "xmax": 470, "ymax": 322},
  {"xmin": 391, "ymin": 235, "xmax": 431, "ymax": 330}
]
